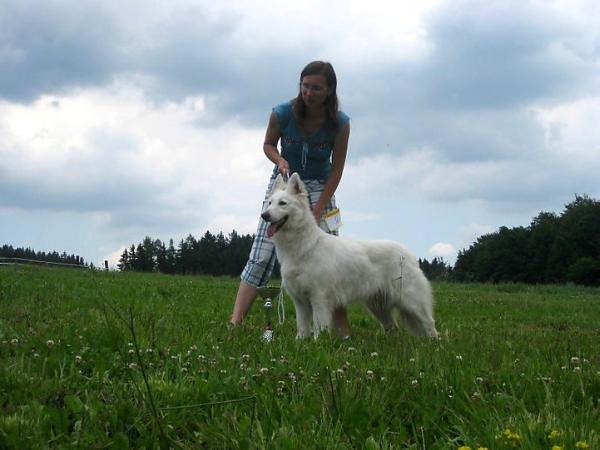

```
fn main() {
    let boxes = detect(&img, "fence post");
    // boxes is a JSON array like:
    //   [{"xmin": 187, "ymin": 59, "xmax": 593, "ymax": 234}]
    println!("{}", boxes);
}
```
[{"xmin": 105, "ymin": 260, "xmax": 109, "ymax": 271}]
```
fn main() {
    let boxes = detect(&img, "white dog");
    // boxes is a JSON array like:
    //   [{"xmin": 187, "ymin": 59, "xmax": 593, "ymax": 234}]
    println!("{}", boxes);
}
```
[{"xmin": 261, "ymin": 173, "xmax": 439, "ymax": 339}]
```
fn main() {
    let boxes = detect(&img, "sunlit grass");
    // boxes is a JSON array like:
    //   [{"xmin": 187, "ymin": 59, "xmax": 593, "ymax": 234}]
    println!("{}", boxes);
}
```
[{"xmin": 1, "ymin": 266, "xmax": 599, "ymax": 448}]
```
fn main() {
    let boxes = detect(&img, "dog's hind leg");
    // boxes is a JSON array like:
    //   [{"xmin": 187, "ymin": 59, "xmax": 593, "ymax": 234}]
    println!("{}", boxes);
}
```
[
  {"xmin": 399, "ymin": 303, "xmax": 438, "ymax": 338},
  {"xmin": 366, "ymin": 293, "xmax": 396, "ymax": 332}
]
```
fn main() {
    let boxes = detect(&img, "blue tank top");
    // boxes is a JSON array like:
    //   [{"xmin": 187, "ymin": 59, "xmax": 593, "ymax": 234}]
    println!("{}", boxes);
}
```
[{"xmin": 272, "ymin": 101, "xmax": 350, "ymax": 180}]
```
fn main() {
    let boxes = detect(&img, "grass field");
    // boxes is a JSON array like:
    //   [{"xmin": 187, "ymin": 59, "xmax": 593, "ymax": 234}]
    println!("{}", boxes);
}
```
[{"xmin": 0, "ymin": 265, "xmax": 599, "ymax": 449}]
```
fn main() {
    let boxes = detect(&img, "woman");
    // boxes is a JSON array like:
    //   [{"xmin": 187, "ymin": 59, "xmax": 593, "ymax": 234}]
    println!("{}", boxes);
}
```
[{"xmin": 230, "ymin": 61, "xmax": 351, "ymax": 337}]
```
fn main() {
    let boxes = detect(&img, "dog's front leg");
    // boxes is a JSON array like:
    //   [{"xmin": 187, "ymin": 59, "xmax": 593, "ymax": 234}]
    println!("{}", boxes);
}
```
[
  {"xmin": 294, "ymin": 298, "xmax": 312, "ymax": 339},
  {"xmin": 311, "ymin": 300, "xmax": 332, "ymax": 339}
]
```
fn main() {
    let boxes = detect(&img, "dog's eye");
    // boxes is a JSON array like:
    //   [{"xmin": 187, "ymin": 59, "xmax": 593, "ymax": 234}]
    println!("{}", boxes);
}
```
[{"xmin": 278, "ymin": 200, "xmax": 287, "ymax": 206}]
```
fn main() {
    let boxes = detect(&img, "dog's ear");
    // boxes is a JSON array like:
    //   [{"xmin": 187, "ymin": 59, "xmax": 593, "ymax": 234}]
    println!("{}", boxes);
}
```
[
  {"xmin": 287, "ymin": 172, "xmax": 308, "ymax": 196},
  {"xmin": 271, "ymin": 174, "xmax": 286, "ymax": 194}
]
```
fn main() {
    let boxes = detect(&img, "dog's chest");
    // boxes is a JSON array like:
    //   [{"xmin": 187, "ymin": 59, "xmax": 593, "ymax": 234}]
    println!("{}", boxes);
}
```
[{"xmin": 281, "ymin": 266, "xmax": 312, "ymax": 297}]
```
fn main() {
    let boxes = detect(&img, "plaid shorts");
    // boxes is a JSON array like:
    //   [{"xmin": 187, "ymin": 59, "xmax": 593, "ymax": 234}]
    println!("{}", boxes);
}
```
[{"xmin": 240, "ymin": 177, "xmax": 339, "ymax": 287}]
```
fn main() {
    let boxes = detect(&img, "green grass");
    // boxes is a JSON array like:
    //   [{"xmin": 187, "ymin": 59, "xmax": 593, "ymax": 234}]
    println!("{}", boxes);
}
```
[{"xmin": 0, "ymin": 266, "xmax": 599, "ymax": 449}]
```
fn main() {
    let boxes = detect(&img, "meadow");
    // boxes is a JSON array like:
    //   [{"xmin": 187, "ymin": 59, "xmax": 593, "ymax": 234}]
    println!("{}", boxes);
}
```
[{"xmin": 0, "ymin": 265, "xmax": 598, "ymax": 449}]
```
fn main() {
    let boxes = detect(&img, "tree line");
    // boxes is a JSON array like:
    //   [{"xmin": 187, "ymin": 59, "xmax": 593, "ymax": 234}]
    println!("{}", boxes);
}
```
[
  {"xmin": 452, "ymin": 195, "xmax": 600, "ymax": 286},
  {"xmin": 0, "ymin": 245, "xmax": 86, "ymax": 266},
  {"xmin": 118, "ymin": 230, "xmax": 256, "ymax": 276}
]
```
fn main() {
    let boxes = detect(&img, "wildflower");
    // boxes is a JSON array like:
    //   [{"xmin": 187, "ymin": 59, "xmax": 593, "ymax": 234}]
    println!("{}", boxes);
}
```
[
  {"xmin": 75, "ymin": 355, "xmax": 82, "ymax": 364},
  {"xmin": 500, "ymin": 428, "xmax": 521, "ymax": 447},
  {"xmin": 259, "ymin": 367, "xmax": 269, "ymax": 375},
  {"xmin": 455, "ymin": 355, "xmax": 463, "ymax": 361},
  {"xmin": 366, "ymin": 370, "xmax": 374, "ymax": 381},
  {"xmin": 241, "ymin": 353, "xmax": 250, "ymax": 361},
  {"xmin": 370, "ymin": 352, "xmax": 378, "ymax": 358},
  {"xmin": 128, "ymin": 362, "xmax": 137, "ymax": 369},
  {"xmin": 10, "ymin": 338, "xmax": 19, "ymax": 345},
  {"xmin": 409, "ymin": 357, "xmax": 415, "ymax": 363},
  {"xmin": 128, "ymin": 349, "xmax": 135, "ymax": 355},
  {"xmin": 46, "ymin": 339, "xmax": 55, "ymax": 348},
  {"xmin": 575, "ymin": 441, "xmax": 590, "ymax": 449},
  {"xmin": 458, "ymin": 446, "xmax": 471, "ymax": 450},
  {"xmin": 347, "ymin": 346, "xmax": 356, "ymax": 352},
  {"xmin": 239, "ymin": 376, "xmax": 247, "ymax": 387},
  {"xmin": 476, "ymin": 377, "xmax": 484, "ymax": 383},
  {"xmin": 33, "ymin": 353, "xmax": 40, "ymax": 359},
  {"xmin": 573, "ymin": 366, "xmax": 582, "ymax": 373},
  {"xmin": 548, "ymin": 430, "xmax": 561, "ymax": 440},
  {"xmin": 277, "ymin": 380, "xmax": 285, "ymax": 395},
  {"xmin": 551, "ymin": 446, "xmax": 563, "ymax": 450},
  {"xmin": 411, "ymin": 379, "xmax": 419, "ymax": 387},
  {"xmin": 570, "ymin": 356, "xmax": 580, "ymax": 365}
]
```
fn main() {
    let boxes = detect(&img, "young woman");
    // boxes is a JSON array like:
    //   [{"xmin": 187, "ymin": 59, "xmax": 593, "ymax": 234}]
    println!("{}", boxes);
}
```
[{"xmin": 230, "ymin": 61, "xmax": 351, "ymax": 337}]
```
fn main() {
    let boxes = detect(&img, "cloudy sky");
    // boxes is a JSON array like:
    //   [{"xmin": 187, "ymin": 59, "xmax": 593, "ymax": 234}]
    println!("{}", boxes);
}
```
[{"xmin": 1, "ymin": 0, "xmax": 599, "ymax": 268}]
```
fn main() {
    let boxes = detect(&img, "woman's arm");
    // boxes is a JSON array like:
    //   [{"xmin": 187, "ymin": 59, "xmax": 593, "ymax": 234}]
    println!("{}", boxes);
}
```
[
  {"xmin": 312, "ymin": 122, "xmax": 350, "ymax": 222},
  {"xmin": 263, "ymin": 112, "xmax": 289, "ymax": 176}
]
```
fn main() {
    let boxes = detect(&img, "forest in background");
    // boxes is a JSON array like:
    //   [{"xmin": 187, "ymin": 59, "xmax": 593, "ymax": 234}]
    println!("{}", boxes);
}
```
[{"xmin": 3, "ymin": 195, "xmax": 599, "ymax": 286}]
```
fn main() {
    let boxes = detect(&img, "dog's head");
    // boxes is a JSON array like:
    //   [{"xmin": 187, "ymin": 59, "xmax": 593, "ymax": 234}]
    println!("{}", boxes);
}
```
[{"xmin": 261, "ymin": 173, "xmax": 310, "ymax": 238}]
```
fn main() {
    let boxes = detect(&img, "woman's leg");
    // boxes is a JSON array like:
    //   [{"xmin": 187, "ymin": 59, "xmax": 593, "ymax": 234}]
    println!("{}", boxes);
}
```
[
  {"xmin": 230, "ymin": 176, "xmax": 278, "ymax": 326},
  {"xmin": 230, "ymin": 281, "xmax": 258, "ymax": 325},
  {"xmin": 333, "ymin": 307, "xmax": 351, "ymax": 338}
]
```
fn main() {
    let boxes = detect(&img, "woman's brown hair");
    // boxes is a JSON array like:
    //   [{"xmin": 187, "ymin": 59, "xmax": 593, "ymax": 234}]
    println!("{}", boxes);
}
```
[{"xmin": 293, "ymin": 61, "xmax": 340, "ymax": 131}]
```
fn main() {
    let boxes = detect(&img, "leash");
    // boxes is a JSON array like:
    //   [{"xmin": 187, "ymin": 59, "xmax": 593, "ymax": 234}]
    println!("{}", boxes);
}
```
[{"xmin": 277, "ymin": 288, "xmax": 285, "ymax": 325}]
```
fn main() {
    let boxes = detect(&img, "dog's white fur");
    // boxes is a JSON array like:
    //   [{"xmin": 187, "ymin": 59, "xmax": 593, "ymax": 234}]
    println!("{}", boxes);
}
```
[{"xmin": 261, "ymin": 173, "xmax": 439, "ymax": 339}]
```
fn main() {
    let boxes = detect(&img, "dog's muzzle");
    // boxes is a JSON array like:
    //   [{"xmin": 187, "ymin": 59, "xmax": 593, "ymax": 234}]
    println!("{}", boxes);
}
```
[{"xmin": 262, "ymin": 212, "xmax": 288, "ymax": 238}]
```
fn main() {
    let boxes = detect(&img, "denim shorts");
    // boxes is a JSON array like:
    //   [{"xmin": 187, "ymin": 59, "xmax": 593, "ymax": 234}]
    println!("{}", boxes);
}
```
[{"xmin": 240, "ymin": 176, "xmax": 338, "ymax": 287}]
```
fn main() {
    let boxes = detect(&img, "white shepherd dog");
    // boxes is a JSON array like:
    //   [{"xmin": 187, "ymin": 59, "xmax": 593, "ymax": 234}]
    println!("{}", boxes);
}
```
[{"xmin": 261, "ymin": 173, "xmax": 439, "ymax": 339}]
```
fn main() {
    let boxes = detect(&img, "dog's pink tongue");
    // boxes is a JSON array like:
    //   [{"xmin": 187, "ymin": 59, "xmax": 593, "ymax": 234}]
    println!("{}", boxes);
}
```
[{"xmin": 266, "ymin": 223, "xmax": 276, "ymax": 238}]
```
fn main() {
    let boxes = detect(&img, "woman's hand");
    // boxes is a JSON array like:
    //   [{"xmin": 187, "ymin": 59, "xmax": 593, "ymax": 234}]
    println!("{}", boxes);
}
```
[{"xmin": 277, "ymin": 156, "xmax": 290, "ymax": 177}]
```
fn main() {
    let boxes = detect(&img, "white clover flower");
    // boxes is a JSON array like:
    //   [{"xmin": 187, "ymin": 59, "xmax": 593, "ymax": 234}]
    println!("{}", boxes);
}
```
[
  {"xmin": 128, "ymin": 363, "xmax": 138, "ymax": 369},
  {"xmin": 259, "ymin": 367, "xmax": 269, "ymax": 374},
  {"xmin": 366, "ymin": 370, "xmax": 375, "ymax": 380},
  {"xmin": 46, "ymin": 340, "xmax": 55, "ymax": 348},
  {"xmin": 75, "ymin": 355, "xmax": 82, "ymax": 364},
  {"xmin": 370, "ymin": 352, "xmax": 379, "ymax": 358},
  {"xmin": 347, "ymin": 347, "xmax": 356, "ymax": 352},
  {"xmin": 11, "ymin": 338, "xmax": 19, "ymax": 345},
  {"xmin": 411, "ymin": 379, "xmax": 419, "ymax": 386},
  {"xmin": 455, "ymin": 355, "xmax": 463, "ymax": 361}
]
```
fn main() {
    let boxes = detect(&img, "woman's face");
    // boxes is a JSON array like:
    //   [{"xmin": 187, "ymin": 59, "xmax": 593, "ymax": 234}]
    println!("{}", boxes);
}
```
[{"xmin": 300, "ymin": 74, "xmax": 330, "ymax": 108}]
